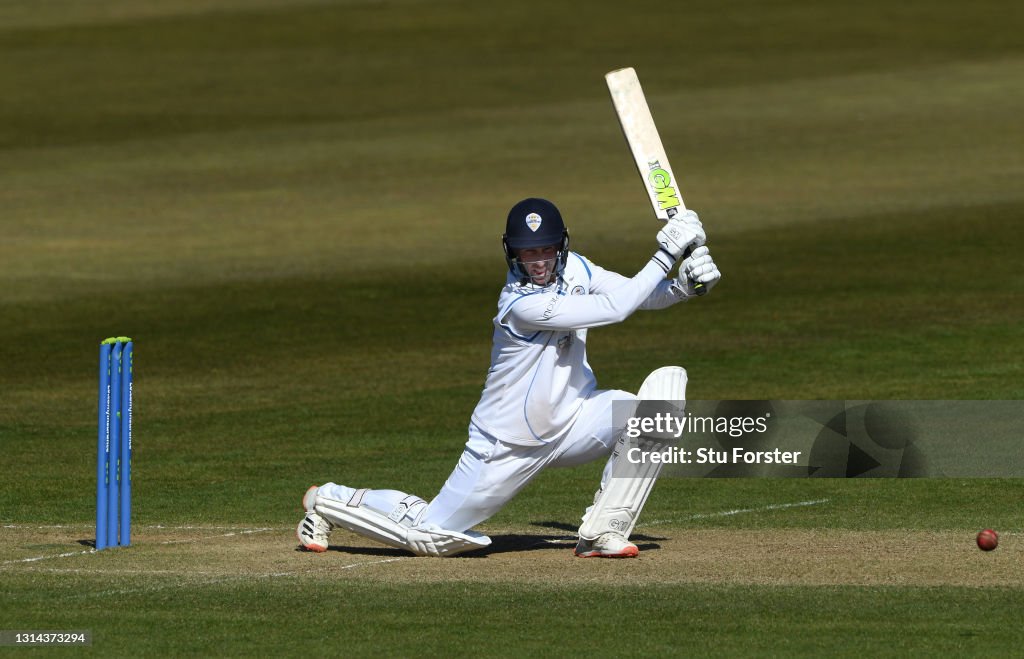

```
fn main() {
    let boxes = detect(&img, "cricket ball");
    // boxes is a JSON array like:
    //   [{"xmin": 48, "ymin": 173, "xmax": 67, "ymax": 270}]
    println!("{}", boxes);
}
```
[{"xmin": 976, "ymin": 529, "xmax": 998, "ymax": 551}]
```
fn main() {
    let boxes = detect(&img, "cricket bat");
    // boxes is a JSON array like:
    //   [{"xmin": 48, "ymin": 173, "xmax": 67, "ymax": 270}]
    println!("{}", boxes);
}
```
[{"xmin": 606, "ymin": 67, "xmax": 706, "ymax": 295}]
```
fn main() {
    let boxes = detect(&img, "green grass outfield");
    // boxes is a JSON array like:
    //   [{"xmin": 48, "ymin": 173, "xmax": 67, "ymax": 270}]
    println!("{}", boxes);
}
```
[{"xmin": 2, "ymin": 0, "xmax": 1022, "ymax": 655}]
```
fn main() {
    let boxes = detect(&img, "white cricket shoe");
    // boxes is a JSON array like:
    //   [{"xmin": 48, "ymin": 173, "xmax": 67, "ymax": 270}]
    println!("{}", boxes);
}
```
[
  {"xmin": 574, "ymin": 532, "xmax": 639, "ymax": 558},
  {"xmin": 297, "ymin": 485, "xmax": 332, "ymax": 553}
]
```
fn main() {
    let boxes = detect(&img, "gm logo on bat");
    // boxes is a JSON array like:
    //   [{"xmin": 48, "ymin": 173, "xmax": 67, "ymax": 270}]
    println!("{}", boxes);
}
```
[{"xmin": 647, "ymin": 161, "xmax": 681, "ymax": 211}]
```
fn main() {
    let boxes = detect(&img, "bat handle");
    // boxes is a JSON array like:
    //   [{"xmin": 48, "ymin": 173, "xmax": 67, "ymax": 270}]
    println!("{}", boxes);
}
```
[{"xmin": 681, "ymin": 245, "xmax": 708, "ymax": 296}]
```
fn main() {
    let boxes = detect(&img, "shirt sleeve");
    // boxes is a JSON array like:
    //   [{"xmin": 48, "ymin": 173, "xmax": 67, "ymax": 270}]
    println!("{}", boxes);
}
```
[
  {"xmin": 586, "ymin": 255, "xmax": 684, "ymax": 311},
  {"xmin": 586, "ymin": 258, "xmax": 630, "ymax": 294},
  {"xmin": 639, "ymin": 278, "xmax": 686, "ymax": 310},
  {"xmin": 503, "ymin": 258, "xmax": 670, "ymax": 332}
]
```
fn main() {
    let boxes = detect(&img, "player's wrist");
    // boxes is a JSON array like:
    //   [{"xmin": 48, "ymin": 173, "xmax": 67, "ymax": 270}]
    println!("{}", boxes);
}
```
[{"xmin": 651, "ymin": 248, "xmax": 674, "ymax": 273}]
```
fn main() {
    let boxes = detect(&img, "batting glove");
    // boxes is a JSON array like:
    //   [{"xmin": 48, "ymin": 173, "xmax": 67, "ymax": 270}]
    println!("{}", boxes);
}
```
[
  {"xmin": 671, "ymin": 246, "xmax": 721, "ymax": 299},
  {"xmin": 653, "ymin": 210, "xmax": 706, "ymax": 272}
]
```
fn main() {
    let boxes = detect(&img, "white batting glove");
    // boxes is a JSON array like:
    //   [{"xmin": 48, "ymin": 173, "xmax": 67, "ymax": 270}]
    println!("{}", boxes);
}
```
[
  {"xmin": 671, "ymin": 246, "xmax": 721, "ymax": 299},
  {"xmin": 653, "ymin": 210, "xmax": 706, "ymax": 272}
]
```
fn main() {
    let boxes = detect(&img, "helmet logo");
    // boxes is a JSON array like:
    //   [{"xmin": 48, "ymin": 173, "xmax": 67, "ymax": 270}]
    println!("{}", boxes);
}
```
[{"xmin": 525, "ymin": 212, "xmax": 542, "ymax": 232}]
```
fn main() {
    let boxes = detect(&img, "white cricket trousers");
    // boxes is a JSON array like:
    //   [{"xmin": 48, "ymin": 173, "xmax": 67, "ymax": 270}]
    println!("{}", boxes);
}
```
[{"xmin": 318, "ymin": 389, "xmax": 636, "ymax": 533}]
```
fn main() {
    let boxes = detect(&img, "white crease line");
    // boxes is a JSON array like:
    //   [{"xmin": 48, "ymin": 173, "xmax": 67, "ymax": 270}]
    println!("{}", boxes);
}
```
[
  {"xmin": 2, "ymin": 524, "xmax": 95, "ymax": 530},
  {"xmin": 147, "ymin": 525, "xmax": 292, "ymax": 531},
  {"xmin": 3, "ymin": 524, "xmax": 292, "ymax": 531},
  {"xmin": 3, "ymin": 524, "xmax": 83, "ymax": 529},
  {"xmin": 645, "ymin": 498, "xmax": 831, "ymax": 526},
  {"xmin": 339, "ymin": 558, "xmax": 407, "ymax": 570},
  {"xmin": 1, "ymin": 550, "xmax": 96, "ymax": 565},
  {"xmin": 2, "ymin": 528, "xmax": 278, "ymax": 565},
  {"xmin": 528, "ymin": 537, "xmax": 576, "ymax": 549},
  {"xmin": 159, "ymin": 527, "xmax": 275, "ymax": 544}
]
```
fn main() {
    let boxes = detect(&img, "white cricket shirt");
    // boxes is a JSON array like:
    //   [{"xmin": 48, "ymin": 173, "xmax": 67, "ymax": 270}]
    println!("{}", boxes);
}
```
[{"xmin": 470, "ymin": 252, "xmax": 681, "ymax": 446}]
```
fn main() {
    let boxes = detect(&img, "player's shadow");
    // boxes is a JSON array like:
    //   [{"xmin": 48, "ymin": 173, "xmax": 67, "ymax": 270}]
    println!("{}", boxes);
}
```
[
  {"xmin": 299, "ymin": 522, "xmax": 662, "ymax": 557},
  {"xmin": 299, "ymin": 543, "xmax": 410, "ymax": 557},
  {"xmin": 478, "ymin": 532, "xmax": 577, "ymax": 555},
  {"xmin": 530, "ymin": 519, "xmax": 667, "ymax": 544},
  {"xmin": 304, "ymin": 535, "xmax": 573, "ymax": 558}
]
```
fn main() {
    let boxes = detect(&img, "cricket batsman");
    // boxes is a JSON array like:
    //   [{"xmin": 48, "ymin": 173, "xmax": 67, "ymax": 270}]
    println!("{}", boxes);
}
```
[{"xmin": 298, "ymin": 198, "xmax": 721, "ymax": 557}]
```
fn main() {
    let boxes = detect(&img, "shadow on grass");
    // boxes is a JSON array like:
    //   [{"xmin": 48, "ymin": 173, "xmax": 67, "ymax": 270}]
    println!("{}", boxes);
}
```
[
  {"xmin": 530, "ymin": 519, "xmax": 668, "ymax": 542},
  {"xmin": 301, "ymin": 523, "xmax": 664, "ymax": 557}
]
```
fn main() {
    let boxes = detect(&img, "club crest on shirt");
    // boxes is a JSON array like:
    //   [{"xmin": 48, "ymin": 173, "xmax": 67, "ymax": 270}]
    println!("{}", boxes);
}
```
[
  {"xmin": 571, "ymin": 285, "xmax": 585, "ymax": 295},
  {"xmin": 557, "ymin": 333, "xmax": 573, "ymax": 351},
  {"xmin": 525, "ymin": 212, "xmax": 542, "ymax": 232}
]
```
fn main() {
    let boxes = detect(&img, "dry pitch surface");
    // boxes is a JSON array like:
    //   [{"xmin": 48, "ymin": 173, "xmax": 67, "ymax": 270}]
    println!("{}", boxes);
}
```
[{"xmin": 4, "ymin": 523, "xmax": 1018, "ymax": 590}]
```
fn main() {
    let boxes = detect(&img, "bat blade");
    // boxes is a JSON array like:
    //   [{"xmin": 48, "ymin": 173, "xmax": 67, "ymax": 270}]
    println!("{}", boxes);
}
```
[
  {"xmin": 605, "ymin": 67, "xmax": 686, "ymax": 222},
  {"xmin": 606, "ymin": 67, "xmax": 706, "ymax": 295}
]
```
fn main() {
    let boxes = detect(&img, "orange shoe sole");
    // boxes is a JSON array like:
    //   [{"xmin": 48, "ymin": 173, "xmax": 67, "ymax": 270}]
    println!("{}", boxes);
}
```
[{"xmin": 574, "ymin": 545, "xmax": 639, "ymax": 558}]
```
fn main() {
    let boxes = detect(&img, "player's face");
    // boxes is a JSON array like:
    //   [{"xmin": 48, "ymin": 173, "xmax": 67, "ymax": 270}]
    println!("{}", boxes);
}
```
[{"xmin": 517, "ymin": 245, "xmax": 559, "ymax": 286}]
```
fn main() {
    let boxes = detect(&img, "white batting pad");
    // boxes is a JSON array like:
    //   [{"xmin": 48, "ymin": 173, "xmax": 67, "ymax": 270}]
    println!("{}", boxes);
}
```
[
  {"xmin": 578, "ymin": 366, "xmax": 687, "ymax": 540},
  {"xmin": 316, "ymin": 489, "xmax": 491, "ymax": 557},
  {"xmin": 407, "ymin": 526, "xmax": 492, "ymax": 557}
]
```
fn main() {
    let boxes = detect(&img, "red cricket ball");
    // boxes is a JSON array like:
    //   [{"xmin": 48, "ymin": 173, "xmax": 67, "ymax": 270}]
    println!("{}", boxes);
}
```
[{"xmin": 976, "ymin": 529, "xmax": 999, "ymax": 551}]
